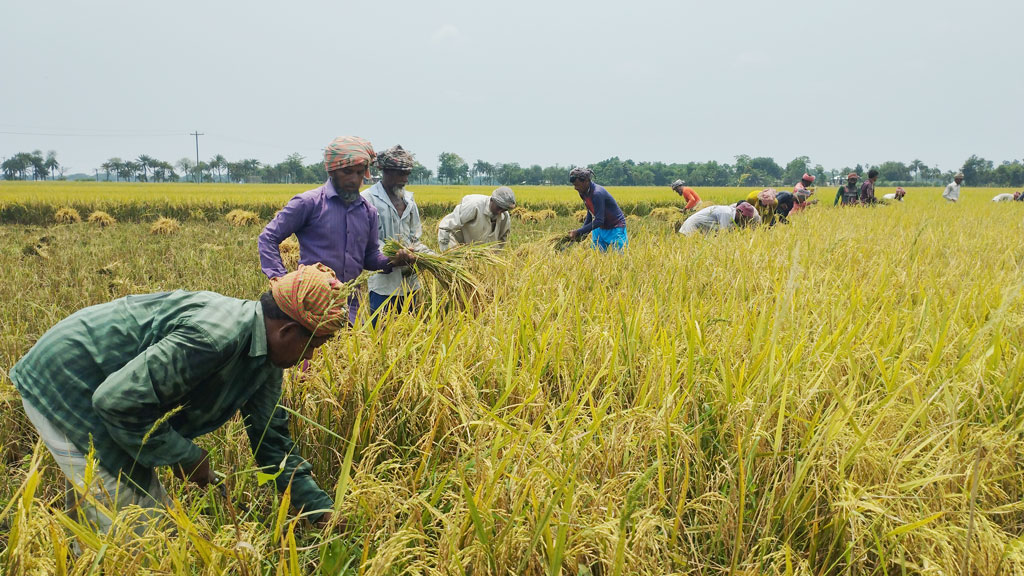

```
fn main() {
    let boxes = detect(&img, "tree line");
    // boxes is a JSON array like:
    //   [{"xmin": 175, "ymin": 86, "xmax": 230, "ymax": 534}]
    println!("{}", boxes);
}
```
[{"xmin": 4, "ymin": 149, "xmax": 1023, "ymax": 188}]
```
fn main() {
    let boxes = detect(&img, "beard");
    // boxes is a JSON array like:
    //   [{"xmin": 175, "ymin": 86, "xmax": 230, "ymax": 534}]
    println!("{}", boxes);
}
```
[{"xmin": 339, "ymin": 190, "xmax": 360, "ymax": 204}]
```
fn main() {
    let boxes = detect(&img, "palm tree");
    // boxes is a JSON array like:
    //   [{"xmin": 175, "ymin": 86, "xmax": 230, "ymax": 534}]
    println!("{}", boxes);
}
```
[
  {"xmin": 136, "ymin": 155, "xmax": 154, "ymax": 182},
  {"xmin": 208, "ymin": 154, "xmax": 227, "ymax": 182},
  {"xmin": 909, "ymin": 159, "xmax": 925, "ymax": 183},
  {"xmin": 29, "ymin": 150, "xmax": 46, "ymax": 181},
  {"xmin": 44, "ymin": 150, "xmax": 59, "ymax": 180}
]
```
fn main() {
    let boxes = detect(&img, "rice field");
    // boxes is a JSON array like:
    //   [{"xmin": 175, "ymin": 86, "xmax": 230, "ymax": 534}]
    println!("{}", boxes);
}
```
[{"xmin": 2, "ymin": 185, "xmax": 1024, "ymax": 575}]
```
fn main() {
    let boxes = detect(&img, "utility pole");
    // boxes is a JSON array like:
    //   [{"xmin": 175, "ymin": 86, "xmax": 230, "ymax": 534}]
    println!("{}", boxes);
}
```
[{"xmin": 190, "ymin": 130, "xmax": 204, "ymax": 183}]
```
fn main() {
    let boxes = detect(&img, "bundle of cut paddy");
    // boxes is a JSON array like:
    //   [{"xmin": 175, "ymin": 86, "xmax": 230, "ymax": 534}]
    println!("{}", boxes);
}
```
[
  {"xmin": 573, "ymin": 209, "xmax": 588, "ymax": 222},
  {"xmin": 54, "ymin": 207, "xmax": 81, "ymax": 224},
  {"xmin": 87, "ymin": 211, "xmax": 116, "ymax": 227},
  {"xmin": 150, "ymin": 217, "xmax": 180, "ymax": 235},
  {"xmin": 648, "ymin": 207, "xmax": 683, "ymax": 220},
  {"xmin": 545, "ymin": 233, "xmax": 577, "ymax": 252},
  {"xmin": 226, "ymin": 209, "xmax": 261, "ymax": 226},
  {"xmin": 509, "ymin": 206, "xmax": 531, "ymax": 220},
  {"xmin": 532, "ymin": 209, "xmax": 557, "ymax": 221},
  {"xmin": 382, "ymin": 238, "xmax": 504, "ymax": 303}
]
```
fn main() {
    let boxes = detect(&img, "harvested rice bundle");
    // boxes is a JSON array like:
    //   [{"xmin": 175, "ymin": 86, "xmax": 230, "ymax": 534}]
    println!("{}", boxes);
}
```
[
  {"xmin": 648, "ymin": 207, "xmax": 683, "ymax": 220},
  {"xmin": 382, "ymin": 238, "xmax": 503, "ymax": 303},
  {"xmin": 54, "ymin": 207, "xmax": 81, "ymax": 224},
  {"xmin": 509, "ymin": 207, "xmax": 532, "ymax": 220},
  {"xmin": 150, "ymin": 217, "xmax": 180, "ymax": 235},
  {"xmin": 226, "ymin": 209, "xmax": 261, "ymax": 226},
  {"xmin": 532, "ymin": 209, "xmax": 557, "ymax": 221},
  {"xmin": 626, "ymin": 214, "xmax": 642, "ymax": 224},
  {"xmin": 279, "ymin": 236, "xmax": 300, "ymax": 268},
  {"xmin": 573, "ymin": 209, "xmax": 588, "ymax": 222},
  {"xmin": 87, "ymin": 211, "xmax": 116, "ymax": 227},
  {"xmin": 546, "ymin": 233, "xmax": 579, "ymax": 252}
]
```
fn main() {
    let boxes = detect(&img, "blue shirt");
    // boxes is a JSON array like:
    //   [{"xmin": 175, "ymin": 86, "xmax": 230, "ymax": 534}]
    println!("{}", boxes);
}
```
[{"xmin": 574, "ymin": 182, "xmax": 626, "ymax": 236}]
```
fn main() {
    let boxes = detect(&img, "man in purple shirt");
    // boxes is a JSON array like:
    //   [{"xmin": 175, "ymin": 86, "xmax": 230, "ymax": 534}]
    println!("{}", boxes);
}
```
[
  {"xmin": 258, "ymin": 136, "xmax": 415, "ymax": 324},
  {"xmin": 859, "ymin": 168, "xmax": 880, "ymax": 204}
]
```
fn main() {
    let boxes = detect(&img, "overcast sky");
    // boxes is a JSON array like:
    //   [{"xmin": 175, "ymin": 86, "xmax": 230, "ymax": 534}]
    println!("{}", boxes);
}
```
[{"xmin": 2, "ymin": 0, "xmax": 1021, "ymax": 175}]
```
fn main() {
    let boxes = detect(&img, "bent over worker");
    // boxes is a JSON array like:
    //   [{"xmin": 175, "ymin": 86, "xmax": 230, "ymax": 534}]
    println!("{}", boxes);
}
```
[
  {"xmin": 670, "ymin": 179, "xmax": 701, "ymax": 211},
  {"xmin": 566, "ymin": 167, "xmax": 628, "ymax": 251},
  {"xmin": 9, "ymin": 264, "xmax": 349, "ymax": 535},
  {"xmin": 438, "ymin": 187, "xmax": 516, "ymax": 251}
]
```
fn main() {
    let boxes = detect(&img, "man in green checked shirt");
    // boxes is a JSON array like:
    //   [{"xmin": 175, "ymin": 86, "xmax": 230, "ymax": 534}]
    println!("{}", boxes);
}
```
[{"xmin": 9, "ymin": 264, "xmax": 344, "ymax": 535}]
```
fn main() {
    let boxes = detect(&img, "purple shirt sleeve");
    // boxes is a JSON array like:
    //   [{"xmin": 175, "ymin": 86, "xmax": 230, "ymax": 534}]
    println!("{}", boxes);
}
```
[
  {"xmin": 258, "ymin": 195, "xmax": 308, "ymax": 279},
  {"xmin": 362, "ymin": 208, "xmax": 393, "ymax": 273}
]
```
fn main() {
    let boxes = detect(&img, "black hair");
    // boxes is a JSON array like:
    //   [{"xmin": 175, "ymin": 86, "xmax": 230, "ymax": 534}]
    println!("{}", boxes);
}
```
[
  {"xmin": 868, "ymin": 169, "xmax": 879, "ymax": 179},
  {"xmin": 260, "ymin": 291, "xmax": 313, "ymax": 336}
]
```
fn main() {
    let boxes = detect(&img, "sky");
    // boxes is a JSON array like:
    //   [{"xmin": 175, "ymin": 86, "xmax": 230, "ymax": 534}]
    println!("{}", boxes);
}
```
[{"xmin": 2, "ymin": 0, "xmax": 1022, "ymax": 175}]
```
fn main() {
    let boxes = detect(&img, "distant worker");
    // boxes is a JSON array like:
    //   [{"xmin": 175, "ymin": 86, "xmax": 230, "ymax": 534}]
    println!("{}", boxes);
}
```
[
  {"xmin": 566, "ymin": 167, "xmax": 628, "ymax": 251},
  {"xmin": 670, "ymin": 179, "xmax": 701, "ymax": 211},
  {"xmin": 746, "ymin": 188, "xmax": 779, "ymax": 223},
  {"xmin": 834, "ymin": 173, "xmax": 861, "ymax": 206},
  {"xmin": 942, "ymin": 172, "xmax": 964, "ymax": 202},
  {"xmin": 773, "ymin": 191, "xmax": 798, "ymax": 224},
  {"xmin": 679, "ymin": 201, "xmax": 760, "ymax": 235},
  {"xmin": 859, "ymin": 169, "xmax": 880, "ymax": 204},
  {"xmin": 8, "ymin": 265, "xmax": 348, "ymax": 534},
  {"xmin": 361, "ymin": 145, "xmax": 432, "ymax": 325},
  {"xmin": 791, "ymin": 173, "xmax": 818, "ymax": 212},
  {"xmin": 992, "ymin": 192, "xmax": 1018, "ymax": 202},
  {"xmin": 258, "ymin": 136, "xmax": 415, "ymax": 324},
  {"xmin": 438, "ymin": 187, "xmax": 516, "ymax": 251},
  {"xmin": 882, "ymin": 187, "xmax": 907, "ymax": 201}
]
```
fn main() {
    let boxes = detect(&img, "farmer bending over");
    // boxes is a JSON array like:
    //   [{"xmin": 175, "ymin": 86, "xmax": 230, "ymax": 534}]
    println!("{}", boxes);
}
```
[
  {"xmin": 10, "ymin": 264, "xmax": 350, "ymax": 536},
  {"xmin": 679, "ymin": 201, "xmax": 760, "ymax": 235},
  {"xmin": 437, "ymin": 187, "xmax": 516, "ymax": 251},
  {"xmin": 566, "ymin": 167, "xmax": 628, "ymax": 251},
  {"xmin": 670, "ymin": 179, "xmax": 701, "ymax": 212}
]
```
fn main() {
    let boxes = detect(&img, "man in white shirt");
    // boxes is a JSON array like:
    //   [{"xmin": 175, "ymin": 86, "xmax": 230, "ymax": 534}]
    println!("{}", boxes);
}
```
[
  {"xmin": 361, "ymin": 145, "xmax": 432, "ymax": 326},
  {"xmin": 679, "ymin": 201, "xmax": 760, "ymax": 236},
  {"xmin": 992, "ymin": 193, "xmax": 1017, "ymax": 202},
  {"xmin": 437, "ymin": 187, "xmax": 516, "ymax": 251},
  {"xmin": 882, "ymin": 187, "xmax": 907, "ymax": 201},
  {"xmin": 943, "ymin": 173, "xmax": 964, "ymax": 202}
]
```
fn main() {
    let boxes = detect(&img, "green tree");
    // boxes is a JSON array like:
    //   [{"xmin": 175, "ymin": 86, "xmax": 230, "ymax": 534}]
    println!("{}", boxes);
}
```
[
  {"xmin": 961, "ymin": 155, "xmax": 994, "ymax": 186},
  {"xmin": 782, "ymin": 156, "xmax": 811, "ymax": 185},
  {"xmin": 411, "ymin": 161, "xmax": 433, "ymax": 184},
  {"xmin": 438, "ymin": 152, "xmax": 469, "ymax": 184},
  {"xmin": 44, "ymin": 150, "xmax": 60, "ymax": 180}
]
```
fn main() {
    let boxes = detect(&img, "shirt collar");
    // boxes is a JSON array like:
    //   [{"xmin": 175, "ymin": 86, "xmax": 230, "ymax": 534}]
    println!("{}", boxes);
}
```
[
  {"xmin": 579, "ymin": 182, "xmax": 595, "ymax": 197},
  {"xmin": 324, "ymin": 179, "xmax": 338, "ymax": 199},
  {"xmin": 369, "ymin": 182, "xmax": 413, "ymax": 213},
  {"xmin": 248, "ymin": 302, "xmax": 269, "ymax": 358}
]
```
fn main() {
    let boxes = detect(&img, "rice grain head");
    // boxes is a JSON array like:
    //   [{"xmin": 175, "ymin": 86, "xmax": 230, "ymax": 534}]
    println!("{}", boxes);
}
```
[
  {"xmin": 150, "ymin": 217, "xmax": 181, "ymax": 235},
  {"xmin": 54, "ymin": 207, "xmax": 81, "ymax": 224}
]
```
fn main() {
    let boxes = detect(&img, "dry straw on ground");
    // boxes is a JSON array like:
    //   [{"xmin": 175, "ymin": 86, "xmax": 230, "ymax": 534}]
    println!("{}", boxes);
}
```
[
  {"xmin": 53, "ymin": 207, "xmax": 81, "ymax": 224},
  {"xmin": 648, "ymin": 206, "xmax": 682, "ymax": 220},
  {"xmin": 225, "ymin": 209, "xmax": 261, "ymax": 226},
  {"xmin": 87, "ymin": 211, "xmax": 116, "ymax": 227},
  {"xmin": 149, "ymin": 217, "xmax": 180, "ymax": 235}
]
